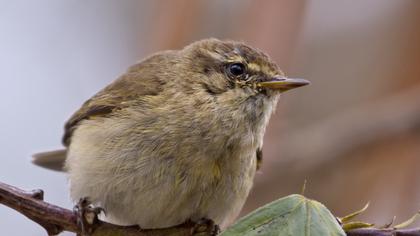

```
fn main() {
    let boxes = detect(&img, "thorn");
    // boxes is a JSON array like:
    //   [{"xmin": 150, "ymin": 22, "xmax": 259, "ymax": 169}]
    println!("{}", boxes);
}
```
[
  {"xmin": 30, "ymin": 189, "xmax": 44, "ymax": 200},
  {"xmin": 380, "ymin": 215, "xmax": 396, "ymax": 229}
]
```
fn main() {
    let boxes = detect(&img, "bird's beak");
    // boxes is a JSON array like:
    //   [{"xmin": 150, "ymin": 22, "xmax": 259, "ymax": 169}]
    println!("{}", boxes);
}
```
[{"xmin": 257, "ymin": 77, "xmax": 310, "ymax": 92}]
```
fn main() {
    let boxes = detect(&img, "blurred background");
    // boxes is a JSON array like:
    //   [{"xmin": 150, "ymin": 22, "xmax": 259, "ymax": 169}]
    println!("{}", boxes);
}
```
[{"xmin": 1, "ymin": 0, "xmax": 419, "ymax": 235}]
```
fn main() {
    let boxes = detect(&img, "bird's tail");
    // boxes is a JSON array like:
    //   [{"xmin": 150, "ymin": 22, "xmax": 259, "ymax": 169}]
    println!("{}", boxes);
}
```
[{"xmin": 32, "ymin": 149, "xmax": 67, "ymax": 172}]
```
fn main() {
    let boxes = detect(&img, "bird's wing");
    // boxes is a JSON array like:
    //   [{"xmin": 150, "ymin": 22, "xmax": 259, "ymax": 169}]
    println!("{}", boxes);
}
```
[
  {"xmin": 33, "ymin": 53, "xmax": 173, "ymax": 171},
  {"xmin": 63, "ymin": 56, "xmax": 169, "ymax": 147}
]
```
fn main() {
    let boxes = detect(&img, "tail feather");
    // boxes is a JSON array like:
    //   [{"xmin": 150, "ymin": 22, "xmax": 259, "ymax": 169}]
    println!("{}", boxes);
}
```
[{"xmin": 32, "ymin": 149, "xmax": 67, "ymax": 172}]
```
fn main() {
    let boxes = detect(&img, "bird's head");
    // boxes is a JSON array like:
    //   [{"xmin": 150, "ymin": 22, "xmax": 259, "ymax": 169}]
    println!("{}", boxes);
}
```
[
  {"xmin": 151, "ymin": 39, "xmax": 310, "ymax": 132},
  {"xmin": 180, "ymin": 38, "xmax": 309, "ymax": 102}
]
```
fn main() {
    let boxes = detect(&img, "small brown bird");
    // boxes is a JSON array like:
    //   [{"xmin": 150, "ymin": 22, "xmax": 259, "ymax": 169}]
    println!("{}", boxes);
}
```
[{"xmin": 33, "ymin": 38, "xmax": 309, "ymax": 230}]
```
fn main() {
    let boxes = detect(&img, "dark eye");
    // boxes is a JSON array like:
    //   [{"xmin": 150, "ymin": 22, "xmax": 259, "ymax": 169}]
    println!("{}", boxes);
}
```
[{"xmin": 228, "ymin": 63, "xmax": 246, "ymax": 77}]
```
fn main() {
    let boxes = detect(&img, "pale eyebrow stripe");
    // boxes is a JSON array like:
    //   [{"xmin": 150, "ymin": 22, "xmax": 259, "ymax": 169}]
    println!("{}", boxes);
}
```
[
  {"xmin": 247, "ymin": 62, "xmax": 278, "ymax": 77},
  {"xmin": 247, "ymin": 62, "xmax": 261, "ymax": 72}
]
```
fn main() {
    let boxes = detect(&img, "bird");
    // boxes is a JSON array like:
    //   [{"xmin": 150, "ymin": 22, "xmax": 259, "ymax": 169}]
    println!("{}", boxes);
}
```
[{"xmin": 33, "ymin": 38, "xmax": 309, "ymax": 231}]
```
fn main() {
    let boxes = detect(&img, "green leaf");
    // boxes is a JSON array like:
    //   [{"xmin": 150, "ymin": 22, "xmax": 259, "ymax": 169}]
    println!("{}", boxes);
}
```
[
  {"xmin": 220, "ymin": 194, "xmax": 345, "ymax": 236},
  {"xmin": 341, "ymin": 221, "xmax": 374, "ymax": 231},
  {"xmin": 394, "ymin": 211, "xmax": 420, "ymax": 229},
  {"xmin": 339, "ymin": 202, "xmax": 370, "ymax": 224}
]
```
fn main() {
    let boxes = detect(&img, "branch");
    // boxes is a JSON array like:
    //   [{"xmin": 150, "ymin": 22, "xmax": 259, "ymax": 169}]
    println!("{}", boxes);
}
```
[
  {"xmin": 347, "ymin": 228, "xmax": 420, "ymax": 236},
  {"xmin": 0, "ymin": 181, "xmax": 202, "ymax": 236},
  {"xmin": 1, "ymin": 181, "xmax": 419, "ymax": 236}
]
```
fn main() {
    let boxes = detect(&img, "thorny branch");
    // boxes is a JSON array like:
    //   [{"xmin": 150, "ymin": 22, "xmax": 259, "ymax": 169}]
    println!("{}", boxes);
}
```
[
  {"xmin": 0, "ymin": 181, "xmax": 419, "ymax": 235},
  {"xmin": 346, "ymin": 228, "xmax": 420, "ymax": 236},
  {"xmin": 0, "ymin": 181, "xmax": 202, "ymax": 236}
]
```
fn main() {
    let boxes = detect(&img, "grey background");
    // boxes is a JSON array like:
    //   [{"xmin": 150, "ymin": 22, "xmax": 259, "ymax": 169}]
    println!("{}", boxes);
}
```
[{"xmin": 0, "ymin": 1, "xmax": 148, "ymax": 235}]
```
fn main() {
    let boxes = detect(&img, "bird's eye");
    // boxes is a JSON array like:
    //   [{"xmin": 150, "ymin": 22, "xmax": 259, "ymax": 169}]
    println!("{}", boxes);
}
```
[{"xmin": 228, "ymin": 63, "xmax": 246, "ymax": 77}]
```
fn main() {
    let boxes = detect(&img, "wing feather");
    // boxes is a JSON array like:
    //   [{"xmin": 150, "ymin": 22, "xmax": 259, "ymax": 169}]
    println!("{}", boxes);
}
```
[{"xmin": 62, "ymin": 52, "xmax": 173, "ymax": 146}]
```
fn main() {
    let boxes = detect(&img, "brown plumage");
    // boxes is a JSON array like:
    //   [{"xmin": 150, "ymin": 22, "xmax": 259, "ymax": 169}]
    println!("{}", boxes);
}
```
[{"xmin": 33, "ymin": 38, "xmax": 309, "ymax": 229}]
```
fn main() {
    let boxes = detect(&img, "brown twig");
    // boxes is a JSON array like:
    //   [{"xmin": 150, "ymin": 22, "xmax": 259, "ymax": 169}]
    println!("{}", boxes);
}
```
[
  {"xmin": 0, "ymin": 181, "xmax": 201, "ymax": 236},
  {"xmin": 1, "ymin": 181, "xmax": 419, "ymax": 236},
  {"xmin": 347, "ymin": 228, "xmax": 420, "ymax": 236}
]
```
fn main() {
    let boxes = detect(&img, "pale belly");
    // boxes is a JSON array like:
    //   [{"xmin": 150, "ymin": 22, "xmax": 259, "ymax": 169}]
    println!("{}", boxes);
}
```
[
  {"xmin": 66, "ymin": 120, "xmax": 258, "ymax": 229},
  {"xmin": 101, "ymin": 155, "xmax": 256, "ymax": 229}
]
